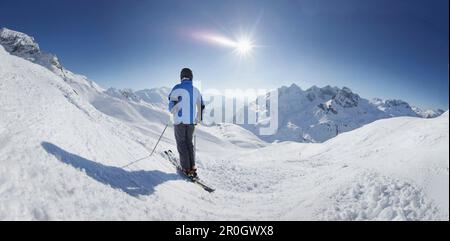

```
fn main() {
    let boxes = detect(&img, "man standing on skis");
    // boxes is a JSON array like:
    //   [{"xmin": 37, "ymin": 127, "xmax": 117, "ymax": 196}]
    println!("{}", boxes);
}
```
[{"xmin": 168, "ymin": 68, "xmax": 204, "ymax": 178}]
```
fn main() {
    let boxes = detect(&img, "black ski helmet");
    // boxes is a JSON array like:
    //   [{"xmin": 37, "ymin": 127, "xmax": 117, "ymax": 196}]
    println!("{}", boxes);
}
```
[{"xmin": 180, "ymin": 68, "xmax": 193, "ymax": 80}]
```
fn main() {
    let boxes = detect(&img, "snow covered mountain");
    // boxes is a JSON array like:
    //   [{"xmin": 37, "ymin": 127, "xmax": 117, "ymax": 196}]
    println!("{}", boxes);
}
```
[
  {"xmin": 0, "ymin": 27, "xmax": 61, "ymax": 72},
  {"xmin": 105, "ymin": 87, "xmax": 171, "ymax": 109},
  {"xmin": 1, "ymin": 28, "xmax": 448, "ymax": 220},
  {"xmin": 0, "ymin": 27, "xmax": 104, "ymax": 94},
  {"xmin": 103, "ymin": 83, "xmax": 444, "ymax": 145},
  {"xmin": 243, "ymin": 84, "xmax": 445, "ymax": 143},
  {"xmin": 411, "ymin": 106, "xmax": 446, "ymax": 118},
  {"xmin": 105, "ymin": 88, "xmax": 142, "ymax": 102},
  {"xmin": 135, "ymin": 87, "xmax": 171, "ymax": 107},
  {"xmin": 371, "ymin": 98, "xmax": 418, "ymax": 117}
]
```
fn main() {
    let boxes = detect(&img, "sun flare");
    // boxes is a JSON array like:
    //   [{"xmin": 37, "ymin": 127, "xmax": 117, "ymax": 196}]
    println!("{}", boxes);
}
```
[
  {"xmin": 196, "ymin": 32, "xmax": 256, "ymax": 58},
  {"xmin": 236, "ymin": 39, "xmax": 252, "ymax": 53},
  {"xmin": 235, "ymin": 39, "xmax": 254, "ymax": 57}
]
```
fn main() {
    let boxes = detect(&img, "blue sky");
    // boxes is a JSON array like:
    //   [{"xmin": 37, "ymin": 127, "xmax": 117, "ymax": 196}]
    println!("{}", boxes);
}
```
[{"xmin": 0, "ymin": 0, "xmax": 448, "ymax": 109}]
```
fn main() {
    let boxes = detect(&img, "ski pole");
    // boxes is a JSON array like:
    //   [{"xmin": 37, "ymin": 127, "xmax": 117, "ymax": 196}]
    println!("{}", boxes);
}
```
[{"xmin": 121, "ymin": 123, "xmax": 169, "ymax": 169}]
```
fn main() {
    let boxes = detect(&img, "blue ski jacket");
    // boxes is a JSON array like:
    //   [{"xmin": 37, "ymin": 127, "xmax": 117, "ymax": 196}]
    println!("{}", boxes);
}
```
[{"xmin": 168, "ymin": 79, "xmax": 204, "ymax": 124}]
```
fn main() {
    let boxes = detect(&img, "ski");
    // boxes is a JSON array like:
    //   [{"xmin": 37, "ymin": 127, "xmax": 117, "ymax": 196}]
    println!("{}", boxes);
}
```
[{"xmin": 163, "ymin": 150, "xmax": 215, "ymax": 193}]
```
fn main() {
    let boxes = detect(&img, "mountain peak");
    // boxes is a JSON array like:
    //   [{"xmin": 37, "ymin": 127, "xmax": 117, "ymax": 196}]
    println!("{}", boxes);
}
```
[
  {"xmin": 279, "ymin": 83, "xmax": 302, "ymax": 93},
  {"xmin": 0, "ymin": 28, "xmax": 40, "ymax": 55},
  {"xmin": 289, "ymin": 83, "xmax": 301, "ymax": 90},
  {"xmin": 278, "ymin": 83, "xmax": 304, "ymax": 99},
  {"xmin": 412, "ymin": 106, "xmax": 446, "ymax": 118},
  {"xmin": 332, "ymin": 87, "xmax": 360, "ymax": 108},
  {"xmin": 0, "ymin": 27, "xmax": 64, "ymax": 76},
  {"xmin": 384, "ymin": 99, "xmax": 411, "ymax": 108}
]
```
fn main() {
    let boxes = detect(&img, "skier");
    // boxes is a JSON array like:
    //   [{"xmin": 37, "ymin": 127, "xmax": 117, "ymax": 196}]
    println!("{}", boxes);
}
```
[{"xmin": 168, "ymin": 68, "xmax": 204, "ymax": 178}]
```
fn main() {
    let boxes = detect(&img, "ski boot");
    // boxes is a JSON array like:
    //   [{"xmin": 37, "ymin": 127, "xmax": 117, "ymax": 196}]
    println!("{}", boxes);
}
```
[{"xmin": 187, "ymin": 168, "xmax": 198, "ymax": 180}]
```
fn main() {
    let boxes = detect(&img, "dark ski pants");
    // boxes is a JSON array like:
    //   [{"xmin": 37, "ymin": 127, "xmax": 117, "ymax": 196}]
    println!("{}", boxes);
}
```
[{"xmin": 174, "ymin": 124, "xmax": 195, "ymax": 171}]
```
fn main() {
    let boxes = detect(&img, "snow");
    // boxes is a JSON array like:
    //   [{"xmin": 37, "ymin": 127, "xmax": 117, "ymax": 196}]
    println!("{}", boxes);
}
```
[
  {"xmin": 229, "ymin": 113, "xmax": 449, "ymax": 220},
  {"xmin": 411, "ymin": 105, "xmax": 445, "ymax": 118},
  {"xmin": 0, "ymin": 27, "xmax": 62, "ymax": 73},
  {"xmin": 1, "ymin": 30, "xmax": 448, "ymax": 221},
  {"xmin": 0, "ymin": 28, "xmax": 40, "ymax": 55},
  {"xmin": 242, "ymin": 84, "xmax": 443, "ymax": 143},
  {"xmin": 102, "ymin": 87, "xmax": 171, "ymax": 114},
  {"xmin": 322, "ymin": 173, "xmax": 440, "ymax": 220},
  {"xmin": 135, "ymin": 87, "xmax": 171, "ymax": 107}
]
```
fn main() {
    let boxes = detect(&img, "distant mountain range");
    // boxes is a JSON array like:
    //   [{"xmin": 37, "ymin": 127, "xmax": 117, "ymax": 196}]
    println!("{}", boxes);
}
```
[
  {"xmin": 102, "ymin": 83, "xmax": 444, "ymax": 143},
  {"xmin": 241, "ymin": 84, "xmax": 445, "ymax": 142},
  {"xmin": 105, "ymin": 87, "xmax": 171, "ymax": 109}
]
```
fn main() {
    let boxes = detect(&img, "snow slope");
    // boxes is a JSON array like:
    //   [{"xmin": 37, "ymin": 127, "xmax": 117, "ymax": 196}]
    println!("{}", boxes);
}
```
[
  {"xmin": 1, "ymin": 29, "xmax": 448, "ymax": 220},
  {"xmin": 0, "ymin": 44, "xmax": 172, "ymax": 219},
  {"xmin": 0, "ymin": 38, "xmax": 266, "ymax": 220},
  {"xmin": 229, "ymin": 113, "xmax": 449, "ymax": 220},
  {"xmin": 318, "ymin": 112, "xmax": 449, "ymax": 219}
]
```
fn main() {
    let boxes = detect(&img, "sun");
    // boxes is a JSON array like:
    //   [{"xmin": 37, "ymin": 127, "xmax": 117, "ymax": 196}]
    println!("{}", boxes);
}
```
[
  {"xmin": 235, "ymin": 38, "xmax": 254, "ymax": 57},
  {"xmin": 196, "ymin": 32, "xmax": 256, "ymax": 58},
  {"xmin": 236, "ymin": 39, "xmax": 252, "ymax": 53}
]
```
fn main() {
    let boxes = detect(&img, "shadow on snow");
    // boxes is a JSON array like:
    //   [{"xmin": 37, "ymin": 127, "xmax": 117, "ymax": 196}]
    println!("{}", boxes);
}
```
[{"xmin": 41, "ymin": 142, "xmax": 179, "ymax": 197}]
